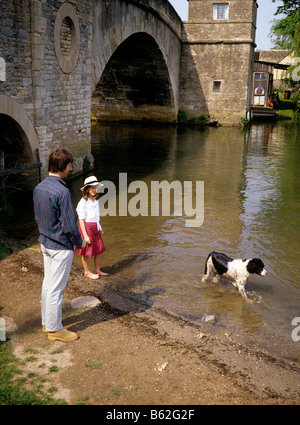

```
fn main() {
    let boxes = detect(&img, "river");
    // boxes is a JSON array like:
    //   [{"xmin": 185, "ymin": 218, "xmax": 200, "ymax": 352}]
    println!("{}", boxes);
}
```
[{"xmin": 9, "ymin": 121, "xmax": 300, "ymax": 363}]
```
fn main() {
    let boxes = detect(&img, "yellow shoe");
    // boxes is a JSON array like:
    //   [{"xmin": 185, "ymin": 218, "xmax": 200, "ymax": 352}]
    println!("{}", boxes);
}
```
[
  {"xmin": 47, "ymin": 328, "xmax": 78, "ymax": 342},
  {"xmin": 42, "ymin": 326, "xmax": 47, "ymax": 333}
]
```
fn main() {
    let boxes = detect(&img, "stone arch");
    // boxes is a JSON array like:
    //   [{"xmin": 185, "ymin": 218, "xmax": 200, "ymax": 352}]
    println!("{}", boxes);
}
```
[
  {"xmin": 91, "ymin": 0, "xmax": 182, "ymax": 121},
  {"xmin": 0, "ymin": 95, "xmax": 40, "ymax": 163},
  {"xmin": 92, "ymin": 32, "xmax": 176, "ymax": 122}
]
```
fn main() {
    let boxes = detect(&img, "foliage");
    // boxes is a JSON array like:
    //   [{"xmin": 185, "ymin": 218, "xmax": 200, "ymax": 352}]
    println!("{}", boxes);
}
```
[
  {"xmin": 177, "ymin": 110, "xmax": 187, "ymax": 124},
  {"xmin": 269, "ymin": 19, "xmax": 294, "ymax": 50},
  {"xmin": 272, "ymin": 0, "xmax": 300, "ymax": 16},
  {"xmin": 269, "ymin": 10, "xmax": 300, "ymax": 50},
  {"xmin": 294, "ymin": 22, "xmax": 300, "ymax": 56},
  {"xmin": 240, "ymin": 117, "xmax": 250, "ymax": 127},
  {"xmin": 177, "ymin": 110, "xmax": 208, "ymax": 126},
  {"xmin": 83, "ymin": 155, "xmax": 91, "ymax": 171},
  {"xmin": 269, "ymin": 1, "xmax": 300, "ymax": 50},
  {"xmin": 287, "ymin": 23, "xmax": 300, "ymax": 84},
  {"xmin": 0, "ymin": 340, "xmax": 66, "ymax": 405}
]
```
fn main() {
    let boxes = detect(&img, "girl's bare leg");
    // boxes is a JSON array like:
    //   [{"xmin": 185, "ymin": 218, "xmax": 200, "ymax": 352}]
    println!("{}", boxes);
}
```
[
  {"xmin": 82, "ymin": 256, "xmax": 99, "ymax": 279},
  {"xmin": 93, "ymin": 254, "xmax": 108, "ymax": 276}
]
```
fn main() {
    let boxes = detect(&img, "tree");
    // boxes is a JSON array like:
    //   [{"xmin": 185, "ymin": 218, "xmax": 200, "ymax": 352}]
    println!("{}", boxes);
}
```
[
  {"xmin": 269, "ymin": 1, "xmax": 300, "ymax": 50},
  {"xmin": 288, "ymin": 22, "xmax": 300, "ymax": 85},
  {"xmin": 272, "ymin": 0, "xmax": 300, "ymax": 16}
]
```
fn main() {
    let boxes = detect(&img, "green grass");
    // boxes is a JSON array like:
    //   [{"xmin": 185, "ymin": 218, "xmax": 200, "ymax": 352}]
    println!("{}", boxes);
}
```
[
  {"xmin": 0, "ymin": 340, "xmax": 66, "ymax": 405},
  {"xmin": 277, "ymin": 109, "xmax": 296, "ymax": 119},
  {"xmin": 276, "ymin": 99, "xmax": 300, "ymax": 122},
  {"xmin": 111, "ymin": 386, "xmax": 121, "ymax": 396},
  {"xmin": 85, "ymin": 359, "xmax": 102, "ymax": 369}
]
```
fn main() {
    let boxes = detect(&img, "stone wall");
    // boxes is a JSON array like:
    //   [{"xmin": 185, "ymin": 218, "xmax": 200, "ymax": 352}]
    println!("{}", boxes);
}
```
[
  {"xmin": 0, "ymin": 0, "xmax": 94, "ymax": 179},
  {"xmin": 29, "ymin": 0, "xmax": 94, "ymax": 176}
]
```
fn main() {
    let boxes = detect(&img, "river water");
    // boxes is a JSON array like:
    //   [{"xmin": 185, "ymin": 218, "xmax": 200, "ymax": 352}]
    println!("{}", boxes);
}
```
[{"xmin": 11, "ymin": 121, "xmax": 300, "ymax": 363}]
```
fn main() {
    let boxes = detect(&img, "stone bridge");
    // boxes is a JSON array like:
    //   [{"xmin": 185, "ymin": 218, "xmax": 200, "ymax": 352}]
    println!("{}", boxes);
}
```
[
  {"xmin": 0, "ymin": 0, "xmax": 257, "ymax": 184},
  {"xmin": 0, "ymin": 0, "xmax": 182, "ymax": 182}
]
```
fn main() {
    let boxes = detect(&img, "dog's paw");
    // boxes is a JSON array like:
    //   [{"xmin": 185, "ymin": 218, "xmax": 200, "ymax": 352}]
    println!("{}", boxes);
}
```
[{"xmin": 245, "ymin": 298, "xmax": 254, "ymax": 304}]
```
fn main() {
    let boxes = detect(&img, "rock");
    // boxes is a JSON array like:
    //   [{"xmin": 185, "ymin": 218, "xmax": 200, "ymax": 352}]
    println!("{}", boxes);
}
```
[
  {"xmin": 2, "ymin": 315, "xmax": 18, "ymax": 333},
  {"xmin": 71, "ymin": 296, "xmax": 101, "ymax": 309},
  {"xmin": 201, "ymin": 314, "xmax": 217, "ymax": 324},
  {"xmin": 157, "ymin": 362, "xmax": 169, "ymax": 372}
]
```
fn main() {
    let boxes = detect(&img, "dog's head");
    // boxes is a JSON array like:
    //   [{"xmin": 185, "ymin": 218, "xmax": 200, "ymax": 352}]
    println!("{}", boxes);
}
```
[{"xmin": 247, "ymin": 258, "xmax": 268, "ymax": 276}]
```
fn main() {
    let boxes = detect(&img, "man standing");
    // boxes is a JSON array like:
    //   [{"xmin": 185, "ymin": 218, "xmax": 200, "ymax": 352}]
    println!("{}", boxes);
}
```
[{"xmin": 33, "ymin": 149, "xmax": 86, "ymax": 342}]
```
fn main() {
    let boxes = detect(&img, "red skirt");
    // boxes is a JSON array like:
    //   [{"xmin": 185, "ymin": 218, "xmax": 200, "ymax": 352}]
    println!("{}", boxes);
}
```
[{"xmin": 74, "ymin": 222, "xmax": 106, "ymax": 257}]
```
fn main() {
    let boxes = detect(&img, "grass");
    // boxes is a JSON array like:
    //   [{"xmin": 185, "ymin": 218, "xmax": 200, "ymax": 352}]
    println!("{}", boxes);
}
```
[
  {"xmin": 111, "ymin": 386, "xmax": 121, "ymax": 396},
  {"xmin": 277, "ymin": 109, "xmax": 296, "ymax": 119},
  {"xmin": 85, "ymin": 359, "xmax": 102, "ymax": 369},
  {"xmin": 0, "ymin": 340, "xmax": 67, "ymax": 405},
  {"xmin": 49, "ymin": 365, "xmax": 59, "ymax": 373},
  {"xmin": 275, "ymin": 97, "xmax": 300, "ymax": 122}
]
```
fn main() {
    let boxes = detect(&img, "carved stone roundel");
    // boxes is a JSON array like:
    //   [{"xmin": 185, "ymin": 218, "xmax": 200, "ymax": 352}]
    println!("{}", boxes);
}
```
[{"xmin": 54, "ymin": 3, "xmax": 80, "ymax": 73}]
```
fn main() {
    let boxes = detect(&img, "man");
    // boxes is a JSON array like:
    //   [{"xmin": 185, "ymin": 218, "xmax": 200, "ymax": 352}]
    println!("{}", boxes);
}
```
[{"xmin": 33, "ymin": 149, "xmax": 86, "ymax": 342}]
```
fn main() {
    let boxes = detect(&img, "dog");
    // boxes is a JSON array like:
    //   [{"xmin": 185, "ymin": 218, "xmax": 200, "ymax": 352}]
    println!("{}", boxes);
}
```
[{"xmin": 202, "ymin": 251, "xmax": 268, "ymax": 301}]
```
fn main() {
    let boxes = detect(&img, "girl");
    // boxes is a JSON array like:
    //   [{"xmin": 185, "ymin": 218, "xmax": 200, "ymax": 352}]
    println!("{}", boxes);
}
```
[{"xmin": 75, "ymin": 176, "xmax": 108, "ymax": 279}]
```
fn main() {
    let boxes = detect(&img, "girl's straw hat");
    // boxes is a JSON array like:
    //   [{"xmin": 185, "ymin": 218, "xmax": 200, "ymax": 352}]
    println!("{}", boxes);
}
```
[{"xmin": 81, "ymin": 176, "xmax": 103, "ymax": 191}]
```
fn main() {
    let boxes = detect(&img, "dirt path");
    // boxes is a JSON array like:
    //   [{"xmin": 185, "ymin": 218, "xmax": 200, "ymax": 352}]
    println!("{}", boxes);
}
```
[{"xmin": 1, "ymin": 240, "xmax": 300, "ymax": 405}]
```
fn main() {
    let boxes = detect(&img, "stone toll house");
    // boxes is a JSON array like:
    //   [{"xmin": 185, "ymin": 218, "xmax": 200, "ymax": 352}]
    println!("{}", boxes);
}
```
[{"xmin": 0, "ymin": 0, "xmax": 258, "ymax": 183}]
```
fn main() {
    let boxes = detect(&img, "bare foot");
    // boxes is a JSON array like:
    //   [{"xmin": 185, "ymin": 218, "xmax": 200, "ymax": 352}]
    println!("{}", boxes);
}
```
[
  {"xmin": 84, "ymin": 272, "xmax": 100, "ymax": 280},
  {"xmin": 94, "ymin": 269, "xmax": 109, "ymax": 276}
]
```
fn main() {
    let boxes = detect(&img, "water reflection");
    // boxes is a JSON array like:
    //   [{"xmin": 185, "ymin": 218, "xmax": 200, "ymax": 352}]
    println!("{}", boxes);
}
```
[
  {"xmin": 241, "ymin": 124, "xmax": 300, "ymax": 290},
  {"xmin": 75, "ymin": 121, "xmax": 299, "ymax": 362}
]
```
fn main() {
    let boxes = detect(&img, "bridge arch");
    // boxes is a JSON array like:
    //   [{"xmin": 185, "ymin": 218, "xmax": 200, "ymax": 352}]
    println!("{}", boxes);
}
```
[
  {"xmin": 92, "ymin": 32, "xmax": 175, "ymax": 122},
  {"xmin": 91, "ymin": 0, "xmax": 182, "ymax": 122},
  {"xmin": 0, "ymin": 95, "xmax": 39, "ymax": 160},
  {"xmin": 0, "ymin": 95, "xmax": 41, "ymax": 189}
]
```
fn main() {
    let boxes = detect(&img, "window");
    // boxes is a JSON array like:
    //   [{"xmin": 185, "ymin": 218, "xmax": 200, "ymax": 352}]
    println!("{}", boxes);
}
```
[
  {"xmin": 253, "ymin": 73, "xmax": 266, "ymax": 106},
  {"xmin": 212, "ymin": 4, "xmax": 229, "ymax": 20},
  {"xmin": 213, "ymin": 80, "xmax": 221, "ymax": 92}
]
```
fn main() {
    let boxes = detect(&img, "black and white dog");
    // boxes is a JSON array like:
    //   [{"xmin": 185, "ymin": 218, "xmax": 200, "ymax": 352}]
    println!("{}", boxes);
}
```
[{"xmin": 202, "ymin": 251, "xmax": 268, "ymax": 301}]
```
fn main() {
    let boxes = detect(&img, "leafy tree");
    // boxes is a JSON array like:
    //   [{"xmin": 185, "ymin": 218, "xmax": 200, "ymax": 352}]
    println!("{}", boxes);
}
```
[
  {"xmin": 269, "ymin": 1, "xmax": 300, "ymax": 50},
  {"xmin": 272, "ymin": 0, "xmax": 300, "ymax": 16}
]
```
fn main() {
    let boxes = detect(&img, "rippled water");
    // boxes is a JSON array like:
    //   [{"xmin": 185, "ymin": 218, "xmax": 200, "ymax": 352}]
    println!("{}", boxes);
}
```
[
  {"xmin": 72, "ymin": 121, "xmax": 300, "ymax": 362},
  {"xmin": 11, "ymin": 121, "xmax": 300, "ymax": 362}
]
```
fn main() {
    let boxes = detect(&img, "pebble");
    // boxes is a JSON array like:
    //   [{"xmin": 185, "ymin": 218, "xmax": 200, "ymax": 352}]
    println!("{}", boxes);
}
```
[
  {"xmin": 201, "ymin": 314, "xmax": 217, "ymax": 324},
  {"xmin": 157, "ymin": 362, "xmax": 169, "ymax": 372}
]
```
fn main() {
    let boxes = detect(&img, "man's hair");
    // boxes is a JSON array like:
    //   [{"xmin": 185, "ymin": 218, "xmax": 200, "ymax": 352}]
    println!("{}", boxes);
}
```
[{"xmin": 48, "ymin": 149, "xmax": 73, "ymax": 173}]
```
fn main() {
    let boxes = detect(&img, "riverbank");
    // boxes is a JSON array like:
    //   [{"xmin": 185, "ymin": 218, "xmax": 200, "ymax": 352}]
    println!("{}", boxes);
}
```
[{"xmin": 1, "ymin": 235, "xmax": 300, "ymax": 405}]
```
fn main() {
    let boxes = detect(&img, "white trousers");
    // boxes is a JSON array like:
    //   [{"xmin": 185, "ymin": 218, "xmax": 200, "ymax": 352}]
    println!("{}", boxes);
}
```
[{"xmin": 41, "ymin": 245, "xmax": 74, "ymax": 332}]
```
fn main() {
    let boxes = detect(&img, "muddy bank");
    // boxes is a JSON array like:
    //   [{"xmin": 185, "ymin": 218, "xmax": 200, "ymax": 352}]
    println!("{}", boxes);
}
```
[{"xmin": 1, "ymin": 238, "xmax": 300, "ymax": 405}]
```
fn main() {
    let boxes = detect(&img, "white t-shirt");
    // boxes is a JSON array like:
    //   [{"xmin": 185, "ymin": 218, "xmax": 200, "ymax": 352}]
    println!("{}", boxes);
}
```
[{"xmin": 76, "ymin": 197, "xmax": 102, "ymax": 231}]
